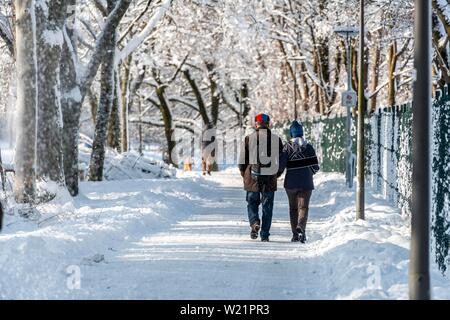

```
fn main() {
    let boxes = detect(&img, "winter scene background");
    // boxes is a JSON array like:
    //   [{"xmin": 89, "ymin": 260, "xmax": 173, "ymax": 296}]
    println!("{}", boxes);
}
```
[{"xmin": 0, "ymin": 0, "xmax": 450, "ymax": 300}]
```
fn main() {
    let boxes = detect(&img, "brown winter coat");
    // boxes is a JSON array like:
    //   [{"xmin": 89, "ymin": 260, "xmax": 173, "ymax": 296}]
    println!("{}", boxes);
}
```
[{"xmin": 238, "ymin": 129, "xmax": 284, "ymax": 192}]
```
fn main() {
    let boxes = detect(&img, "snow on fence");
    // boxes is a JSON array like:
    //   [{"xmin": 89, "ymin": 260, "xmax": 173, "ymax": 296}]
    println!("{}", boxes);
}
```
[{"xmin": 299, "ymin": 89, "xmax": 450, "ymax": 274}]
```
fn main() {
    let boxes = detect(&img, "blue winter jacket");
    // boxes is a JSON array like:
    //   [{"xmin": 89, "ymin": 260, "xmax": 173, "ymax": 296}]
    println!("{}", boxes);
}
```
[{"xmin": 279, "ymin": 138, "xmax": 320, "ymax": 190}]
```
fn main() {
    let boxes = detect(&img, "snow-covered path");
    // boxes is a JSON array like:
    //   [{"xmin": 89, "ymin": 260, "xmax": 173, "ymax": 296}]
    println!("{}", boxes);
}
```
[
  {"xmin": 84, "ymin": 172, "xmax": 325, "ymax": 299},
  {"xmin": 1, "ymin": 170, "xmax": 450, "ymax": 299}
]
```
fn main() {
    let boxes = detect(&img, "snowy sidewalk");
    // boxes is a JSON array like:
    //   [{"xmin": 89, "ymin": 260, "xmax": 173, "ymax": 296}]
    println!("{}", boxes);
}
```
[{"xmin": 1, "ymin": 170, "xmax": 449, "ymax": 299}]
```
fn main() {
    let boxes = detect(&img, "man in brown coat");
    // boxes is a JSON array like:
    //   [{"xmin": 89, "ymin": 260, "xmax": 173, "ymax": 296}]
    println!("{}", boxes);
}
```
[{"xmin": 238, "ymin": 113, "xmax": 284, "ymax": 242}]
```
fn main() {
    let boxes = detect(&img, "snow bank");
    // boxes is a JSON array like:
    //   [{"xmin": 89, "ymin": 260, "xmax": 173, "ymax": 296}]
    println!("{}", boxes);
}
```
[
  {"xmin": 78, "ymin": 133, "xmax": 176, "ymax": 180},
  {"xmin": 0, "ymin": 174, "xmax": 209, "ymax": 299}
]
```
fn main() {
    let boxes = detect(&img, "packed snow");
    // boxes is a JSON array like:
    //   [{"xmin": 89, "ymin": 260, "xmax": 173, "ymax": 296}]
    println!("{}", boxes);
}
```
[{"xmin": 1, "ymin": 169, "xmax": 449, "ymax": 299}]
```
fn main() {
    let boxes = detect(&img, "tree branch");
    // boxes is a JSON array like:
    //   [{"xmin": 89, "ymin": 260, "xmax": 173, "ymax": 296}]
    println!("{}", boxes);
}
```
[
  {"xmin": 80, "ymin": 0, "xmax": 133, "ymax": 97},
  {"xmin": 168, "ymin": 97, "xmax": 199, "ymax": 112},
  {"xmin": 93, "ymin": 0, "xmax": 109, "ymax": 17},
  {"xmin": 182, "ymin": 69, "xmax": 210, "ymax": 125},
  {"xmin": 130, "ymin": 120, "xmax": 195, "ymax": 134},
  {"xmin": 118, "ymin": 0, "xmax": 153, "ymax": 44},
  {"xmin": 0, "ymin": 12, "xmax": 14, "ymax": 56}
]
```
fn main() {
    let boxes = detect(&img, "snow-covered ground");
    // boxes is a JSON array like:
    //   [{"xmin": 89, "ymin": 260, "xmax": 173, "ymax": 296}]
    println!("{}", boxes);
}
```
[{"xmin": 1, "ymin": 169, "xmax": 449, "ymax": 299}]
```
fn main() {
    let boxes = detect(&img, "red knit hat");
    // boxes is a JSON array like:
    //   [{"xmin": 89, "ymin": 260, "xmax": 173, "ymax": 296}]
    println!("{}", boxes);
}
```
[{"xmin": 255, "ymin": 113, "xmax": 270, "ymax": 127}]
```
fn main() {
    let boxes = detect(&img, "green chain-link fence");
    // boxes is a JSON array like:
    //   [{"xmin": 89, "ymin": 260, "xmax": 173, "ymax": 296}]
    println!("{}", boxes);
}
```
[
  {"xmin": 297, "ymin": 115, "xmax": 356, "ymax": 173},
  {"xmin": 432, "ymin": 87, "xmax": 450, "ymax": 274},
  {"xmin": 293, "ymin": 90, "xmax": 449, "ymax": 274},
  {"xmin": 366, "ymin": 104, "xmax": 413, "ymax": 217}
]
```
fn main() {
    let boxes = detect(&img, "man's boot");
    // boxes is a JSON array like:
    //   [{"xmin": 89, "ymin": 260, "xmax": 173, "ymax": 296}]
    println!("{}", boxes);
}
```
[{"xmin": 250, "ymin": 220, "xmax": 260, "ymax": 239}]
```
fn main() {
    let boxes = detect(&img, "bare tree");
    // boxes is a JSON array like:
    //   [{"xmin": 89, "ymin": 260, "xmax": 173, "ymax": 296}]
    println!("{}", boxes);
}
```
[{"xmin": 61, "ymin": 0, "xmax": 133, "ymax": 193}]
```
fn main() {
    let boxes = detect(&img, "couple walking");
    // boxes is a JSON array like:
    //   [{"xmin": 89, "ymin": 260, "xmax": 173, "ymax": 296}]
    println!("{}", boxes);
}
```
[{"xmin": 238, "ymin": 113, "xmax": 319, "ymax": 243}]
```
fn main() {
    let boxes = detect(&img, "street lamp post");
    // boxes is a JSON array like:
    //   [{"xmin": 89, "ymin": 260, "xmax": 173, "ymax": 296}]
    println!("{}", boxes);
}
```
[
  {"xmin": 239, "ymin": 87, "xmax": 243, "ymax": 130},
  {"xmin": 334, "ymin": 26, "xmax": 359, "ymax": 189},
  {"xmin": 356, "ymin": 1, "xmax": 366, "ymax": 221},
  {"xmin": 294, "ymin": 62, "xmax": 297, "ymax": 120},
  {"xmin": 409, "ymin": 0, "xmax": 431, "ymax": 300}
]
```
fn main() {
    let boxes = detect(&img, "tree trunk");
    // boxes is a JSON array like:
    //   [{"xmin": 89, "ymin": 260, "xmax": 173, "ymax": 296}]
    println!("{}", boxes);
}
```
[
  {"xmin": 299, "ymin": 61, "xmax": 309, "ymax": 112},
  {"xmin": 352, "ymin": 46, "xmax": 358, "ymax": 92},
  {"xmin": 207, "ymin": 63, "xmax": 219, "ymax": 171},
  {"xmin": 35, "ymin": 0, "xmax": 67, "ymax": 184},
  {"xmin": 107, "ymin": 72, "xmax": 121, "ymax": 151},
  {"xmin": 120, "ymin": 56, "xmax": 131, "ymax": 152},
  {"xmin": 369, "ymin": 34, "xmax": 381, "ymax": 113},
  {"xmin": 319, "ymin": 88, "xmax": 326, "ymax": 115},
  {"xmin": 240, "ymin": 83, "xmax": 250, "ymax": 126},
  {"xmin": 13, "ymin": 0, "xmax": 37, "ymax": 203},
  {"xmin": 312, "ymin": 53, "xmax": 321, "ymax": 113},
  {"xmin": 88, "ymin": 34, "xmax": 117, "ymax": 181},
  {"xmin": 313, "ymin": 84, "xmax": 320, "ymax": 114},
  {"xmin": 317, "ymin": 37, "xmax": 332, "ymax": 114},
  {"xmin": 387, "ymin": 41, "xmax": 397, "ymax": 106},
  {"xmin": 155, "ymin": 86, "xmax": 177, "ymax": 167},
  {"xmin": 138, "ymin": 99, "xmax": 143, "ymax": 155},
  {"xmin": 329, "ymin": 43, "xmax": 343, "ymax": 110},
  {"xmin": 88, "ymin": 88, "xmax": 98, "ymax": 125},
  {"xmin": 61, "ymin": 1, "xmax": 82, "ymax": 196},
  {"xmin": 129, "ymin": 65, "xmax": 146, "ymax": 153}
]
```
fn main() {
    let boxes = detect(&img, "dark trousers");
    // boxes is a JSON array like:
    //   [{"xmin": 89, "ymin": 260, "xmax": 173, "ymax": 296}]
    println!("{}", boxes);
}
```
[
  {"xmin": 286, "ymin": 189, "xmax": 312, "ymax": 236},
  {"xmin": 246, "ymin": 191, "xmax": 275, "ymax": 238}
]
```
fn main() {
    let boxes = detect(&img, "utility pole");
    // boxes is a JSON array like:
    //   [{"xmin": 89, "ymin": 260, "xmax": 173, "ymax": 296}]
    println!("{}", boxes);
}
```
[
  {"xmin": 334, "ymin": 27, "xmax": 358, "ymax": 189},
  {"xmin": 409, "ymin": 0, "xmax": 431, "ymax": 300},
  {"xmin": 294, "ymin": 62, "xmax": 298, "ymax": 120},
  {"xmin": 239, "ymin": 85, "xmax": 243, "ymax": 131},
  {"xmin": 345, "ymin": 34, "xmax": 353, "ymax": 189},
  {"xmin": 356, "ymin": 1, "xmax": 365, "ymax": 220}
]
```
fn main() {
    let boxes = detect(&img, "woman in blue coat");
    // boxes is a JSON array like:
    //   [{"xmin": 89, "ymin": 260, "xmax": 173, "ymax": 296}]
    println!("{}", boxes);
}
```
[{"xmin": 279, "ymin": 121, "xmax": 320, "ymax": 243}]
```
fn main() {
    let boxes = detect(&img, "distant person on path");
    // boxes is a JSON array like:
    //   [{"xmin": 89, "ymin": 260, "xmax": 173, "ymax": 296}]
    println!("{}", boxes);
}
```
[
  {"xmin": 201, "ymin": 156, "xmax": 214, "ymax": 175},
  {"xmin": 202, "ymin": 125, "xmax": 216, "ymax": 176},
  {"xmin": 279, "ymin": 120, "xmax": 319, "ymax": 243},
  {"xmin": 238, "ymin": 113, "xmax": 284, "ymax": 242}
]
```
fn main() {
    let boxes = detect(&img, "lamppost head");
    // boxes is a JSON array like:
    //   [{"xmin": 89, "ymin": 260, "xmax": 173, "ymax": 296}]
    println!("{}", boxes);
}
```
[{"xmin": 333, "ymin": 26, "xmax": 359, "ymax": 38}]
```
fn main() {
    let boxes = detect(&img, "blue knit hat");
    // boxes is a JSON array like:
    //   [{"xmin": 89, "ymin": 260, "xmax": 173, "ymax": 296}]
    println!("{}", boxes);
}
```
[{"xmin": 289, "ymin": 120, "xmax": 304, "ymax": 138}]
